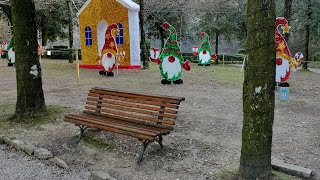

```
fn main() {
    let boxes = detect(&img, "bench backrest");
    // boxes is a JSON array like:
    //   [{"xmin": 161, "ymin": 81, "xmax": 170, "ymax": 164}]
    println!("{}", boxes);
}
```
[{"xmin": 84, "ymin": 87, "xmax": 185, "ymax": 129}]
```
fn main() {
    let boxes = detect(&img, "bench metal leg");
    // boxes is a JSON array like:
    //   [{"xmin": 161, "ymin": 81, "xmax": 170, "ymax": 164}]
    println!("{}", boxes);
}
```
[
  {"xmin": 137, "ymin": 140, "xmax": 151, "ymax": 163},
  {"xmin": 76, "ymin": 125, "xmax": 87, "ymax": 144},
  {"xmin": 156, "ymin": 135, "xmax": 163, "ymax": 149}
]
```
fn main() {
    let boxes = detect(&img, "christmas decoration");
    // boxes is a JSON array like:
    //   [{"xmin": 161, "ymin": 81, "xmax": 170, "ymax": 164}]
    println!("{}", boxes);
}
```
[
  {"xmin": 77, "ymin": 0, "xmax": 140, "ymax": 70},
  {"xmin": 192, "ymin": 32, "xmax": 217, "ymax": 66},
  {"xmin": 99, "ymin": 23, "xmax": 125, "ymax": 76},
  {"xmin": 151, "ymin": 22, "xmax": 190, "ymax": 85},
  {"xmin": 290, "ymin": 52, "xmax": 303, "ymax": 72},
  {"xmin": 6, "ymin": 38, "xmax": 15, "ymax": 66}
]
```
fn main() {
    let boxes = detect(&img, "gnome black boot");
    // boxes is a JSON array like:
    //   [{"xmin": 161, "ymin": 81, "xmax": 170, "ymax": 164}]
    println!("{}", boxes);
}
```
[
  {"xmin": 205, "ymin": 64, "xmax": 211, "ymax": 66},
  {"xmin": 8, "ymin": 63, "xmax": 13, "ymax": 67},
  {"xmin": 198, "ymin": 63, "xmax": 203, "ymax": 66},
  {"xmin": 106, "ymin": 72, "xmax": 114, "ymax": 76},
  {"xmin": 161, "ymin": 79, "xmax": 171, "ymax": 85},
  {"xmin": 99, "ymin": 70, "xmax": 106, "ymax": 75},
  {"xmin": 173, "ymin": 79, "xmax": 183, "ymax": 84}
]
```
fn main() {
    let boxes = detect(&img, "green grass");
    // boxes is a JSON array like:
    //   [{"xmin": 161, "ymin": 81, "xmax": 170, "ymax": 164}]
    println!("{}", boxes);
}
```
[
  {"xmin": 0, "ymin": 104, "xmax": 67, "ymax": 128},
  {"xmin": 308, "ymin": 61, "xmax": 320, "ymax": 68},
  {"xmin": 82, "ymin": 134, "xmax": 115, "ymax": 151},
  {"xmin": 216, "ymin": 169, "xmax": 301, "ymax": 180}
]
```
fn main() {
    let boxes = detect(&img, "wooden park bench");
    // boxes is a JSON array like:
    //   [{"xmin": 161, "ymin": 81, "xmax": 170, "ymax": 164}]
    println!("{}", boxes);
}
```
[{"xmin": 64, "ymin": 87, "xmax": 185, "ymax": 162}]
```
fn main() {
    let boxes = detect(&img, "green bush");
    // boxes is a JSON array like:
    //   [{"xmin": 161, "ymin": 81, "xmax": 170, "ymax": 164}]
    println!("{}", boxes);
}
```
[
  {"xmin": 237, "ymin": 49, "xmax": 247, "ymax": 54},
  {"xmin": 45, "ymin": 49, "xmax": 82, "ymax": 60},
  {"xmin": 217, "ymin": 53, "xmax": 246, "ymax": 64},
  {"xmin": 311, "ymin": 51, "xmax": 320, "ymax": 61},
  {"xmin": 182, "ymin": 52, "xmax": 197, "ymax": 62},
  {"xmin": 52, "ymin": 45, "xmax": 68, "ymax": 49}
]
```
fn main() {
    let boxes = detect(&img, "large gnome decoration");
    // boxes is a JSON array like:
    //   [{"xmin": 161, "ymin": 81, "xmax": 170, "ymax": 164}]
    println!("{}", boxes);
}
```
[
  {"xmin": 99, "ymin": 23, "xmax": 124, "ymax": 76},
  {"xmin": 6, "ymin": 38, "xmax": 15, "ymax": 66},
  {"xmin": 150, "ymin": 22, "xmax": 191, "ymax": 85},
  {"xmin": 275, "ymin": 17, "xmax": 303, "ymax": 84},
  {"xmin": 193, "ymin": 32, "xmax": 217, "ymax": 66}
]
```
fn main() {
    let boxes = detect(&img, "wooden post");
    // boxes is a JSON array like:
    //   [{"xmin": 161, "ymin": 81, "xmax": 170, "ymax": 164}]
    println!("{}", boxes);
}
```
[
  {"xmin": 241, "ymin": 55, "xmax": 246, "ymax": 72},
  {"xmin": 223, "ymin": 54, "xmax": 225, "ymax": 66},
  {"xmin": 75, "ymin": 49, "xmax": 80, "ymax": 84}
]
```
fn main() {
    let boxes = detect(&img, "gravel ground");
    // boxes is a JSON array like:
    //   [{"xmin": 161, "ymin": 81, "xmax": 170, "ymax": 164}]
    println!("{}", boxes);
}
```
[
  {"xmin": 0, "ymin": 59, "xmax": 319, "ymax": 180},
  {"xmin": 0, "ymin": 145, "xmax": 91, "ymax": 180}
]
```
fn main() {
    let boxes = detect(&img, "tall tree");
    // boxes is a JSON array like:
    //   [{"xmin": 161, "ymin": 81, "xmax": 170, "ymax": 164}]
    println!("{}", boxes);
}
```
[
  {"xmin": 11, "ymin": 0, "xmax": 45, "ymax": 117},
  {"xmin": 303, "ymin": 0, "xmax": 311, "ymax": 69},
  {"xmin": 239, "ymin": 0, "xmax": 276, "ymax": 179},
  {"xmin": 139, "ymin": 0, "xmax": 149, "ymax": 68},
  {"xmin": 283, "ymin": 0, "xmax": 292, "ymax": 41},
  {"xmin": 67, "ymin": 0, "xmax": 73, "ymax": 63}
]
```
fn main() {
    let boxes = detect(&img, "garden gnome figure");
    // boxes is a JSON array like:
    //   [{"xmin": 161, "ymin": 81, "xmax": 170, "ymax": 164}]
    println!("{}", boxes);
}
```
[
  {"xmin": 193, "ymin": 32, "xmax": 217, "ymax": 66},
  {"xmin": 99, "ymin": 23, "xmax": 123, "ymax": 77},
  {"xmin": 151, "ymin": 22, "xmax": 190, "ymax": 85}
]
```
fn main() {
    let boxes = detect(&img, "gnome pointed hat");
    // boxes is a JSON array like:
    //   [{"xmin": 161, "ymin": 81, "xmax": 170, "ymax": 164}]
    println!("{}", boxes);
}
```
[
  {"xmin": 200, "ymin": 32, "xmax": 211, "ymax": 50},
  {"xmin": 102, "ymin": 23, "xmax": 119, "ymax": 55},
  {"xmin": 161, "ymin": 22, "xmax": 184, "ymax": 62}
]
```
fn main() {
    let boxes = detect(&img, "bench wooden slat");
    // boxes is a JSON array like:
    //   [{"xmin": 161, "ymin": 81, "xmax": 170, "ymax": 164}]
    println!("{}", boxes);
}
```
[
  {"xmin": 85, "ymin": 106, "xmax": 175, "ymax": 125},
  {"xmin": 88, "ymin": 93, "xmax": 179, "ymax": 109},
  {"xmin": 86, "ymin": 97, "xmax": 178, "ymax": 114},
  {"xmin": 83, "ymin": 110, "xmax": 174, "ymax": 130},
  {"xmin": 64, "ymin": 118, "xmax": 154, "ymax": 141},
  {"xmin": 65, "ymin": 114, "xmax": 158, "ymax": 137},
  {"xmin": 86, "ymin": 101, "xmax": 177, "ymax": 120},
  {"xmin": 73, "ymin": 113, "xmax": 170, "ymax": 135},
  {"xmin": 92, "ymin": 87, "xmax": 185, "ymax": 103}
]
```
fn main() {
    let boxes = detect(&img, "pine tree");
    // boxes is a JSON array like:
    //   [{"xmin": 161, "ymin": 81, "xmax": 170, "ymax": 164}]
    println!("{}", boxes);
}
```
[
  {"xmin": 238, "ymin": 0, "xmax": 276, "ymax": 179},
  {"xmin": 11, "ymin": 0, "xmax": 46, "ymax": 117}
]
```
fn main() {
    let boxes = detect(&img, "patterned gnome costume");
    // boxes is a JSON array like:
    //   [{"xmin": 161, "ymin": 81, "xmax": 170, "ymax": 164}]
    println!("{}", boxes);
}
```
[
  {"xmin": 158, "ymin": 22, "xmax": 190, "ymax": 85},
  {"xmin": 197, "ymin": 32, "xmax": 214, "ymax": 66},
  {"xmin": 99, "ymin": 23, "xmax": 119, "ymax": 77},
  {"xmin": 6, "ymin": 38, "xmax": 15, "ymax": 66}
]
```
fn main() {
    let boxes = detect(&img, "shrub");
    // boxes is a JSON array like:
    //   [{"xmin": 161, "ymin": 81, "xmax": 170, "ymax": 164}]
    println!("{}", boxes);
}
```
[
  {"xmin": 311, "ymin": 51, "xmax": 320, "ymax": 61},
  {"xmin": 217, "ymin": 53, "xmax": 246, "ymax": 64},
  {"xmin": 237, "ymin": 49, "xmax": 247, "ymax": 54}
]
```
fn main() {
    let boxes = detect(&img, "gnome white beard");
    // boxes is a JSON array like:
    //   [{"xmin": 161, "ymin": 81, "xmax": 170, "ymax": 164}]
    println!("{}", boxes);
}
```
[
  {"xmin": 162, "ymin": 56, "xmax": 182, "ymax": 79},
  {"xmin": 199, "ymin": 51, "xmax": 211, "ymax": 64},
  {"xmin": 101, "ymin": 52, "xmax": 116, "ymax": 72},
  {"xmin": 276, "ymin": 56, "xmax": 290, "ymax": 83},
  {"xmin": 8, "ymin": 48, "xmax": 15, "ymax": 63}
]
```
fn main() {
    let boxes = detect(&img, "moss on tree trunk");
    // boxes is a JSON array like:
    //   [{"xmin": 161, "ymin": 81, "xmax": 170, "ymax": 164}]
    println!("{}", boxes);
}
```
[
  {"xmin": 238, "ymin": 0, "xmax": 276, "ymax": 179},
  {"xmin": 11, "ymin": 0, "xmax": 46, "ymax": 118}
]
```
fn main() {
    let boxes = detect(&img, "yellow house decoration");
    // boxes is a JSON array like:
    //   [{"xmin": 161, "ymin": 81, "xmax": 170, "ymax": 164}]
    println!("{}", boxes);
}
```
[{"xmin": 77, "ymin": 0, "xmax": 141, "ymax": 69}]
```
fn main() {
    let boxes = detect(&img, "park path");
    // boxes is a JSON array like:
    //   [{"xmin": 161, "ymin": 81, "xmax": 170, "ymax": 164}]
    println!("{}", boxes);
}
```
[{"xmin": 0, "ymin": 145, "xmax": 90, "ymax": 180}]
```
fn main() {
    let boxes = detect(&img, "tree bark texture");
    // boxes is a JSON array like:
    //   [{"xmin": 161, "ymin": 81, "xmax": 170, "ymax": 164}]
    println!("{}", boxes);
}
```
[
  {"xmin": 215, "ymin": 31, "xmax": 219, "ymax": 65},
  {"xmin": 67, "ymin": 0, "xmax": 74, "ymax": 63},
  {"xmin": 283, "ymin": 0, "xmax": 292, "ymax": 41},
  {"xmin": 239, "ymin": 0, "xmax": 276, "ymax": 179},
  {"xmin": 303, "ymin": 0, "xmax": 311, "ymax": 69},
  {"xmin": 139, "ymin": 0, "xmax": 149, "ymax": 68},
  {"xmin": 11, "ymin": 0, "xmax": 45, "ymax": 117}
]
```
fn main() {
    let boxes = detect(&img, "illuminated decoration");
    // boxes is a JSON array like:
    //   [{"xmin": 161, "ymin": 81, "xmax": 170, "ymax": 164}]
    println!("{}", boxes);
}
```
[
  {"xmin": 275, "ymin": 17, "xmax": 302, "ymax": 83},
  {"xmin": 77, "ymin": 0, "xmax": 141, "ymax": 70},
  {"xmin": 6, "ymin": 38, "xmax": 15, "ymax": 66},
  {"xmin": 150, "ymin": 22, "xmax": 191, "ymax": 85},
  {"xmin": 192, "ymin": 32, "xmax": 217, "ymax": 66},
  {"xmin": 98, "ymin": 23, "xmax": 125, "ymax": 76}
]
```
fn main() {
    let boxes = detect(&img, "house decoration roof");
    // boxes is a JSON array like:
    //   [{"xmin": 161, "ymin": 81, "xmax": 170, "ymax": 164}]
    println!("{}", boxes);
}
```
[{"xmin": 77, "ymin": 0, "xmax": 140, "ymax": 16}]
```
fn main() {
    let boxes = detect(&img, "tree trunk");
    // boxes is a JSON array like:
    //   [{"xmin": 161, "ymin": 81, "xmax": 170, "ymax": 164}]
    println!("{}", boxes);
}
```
[
  {"xmin": 67, "ymin": 0, "xmax": 74, "ymax": 63},
  {"xmin": 303, "ymin": 0, "xmax": 311, "ymax": 70},
  {"xmin": 238, "ymin": 0, "xmax": 276, "ymax": 179},
  {"xmin": 156, "ymin": 21, "xmax": 165, "ymax": 49},
  {"xmin": 0, "ymin": 4, "xmax": 12, "ymax": 26},
  {"xmin": 40, "ymin": 15, "xmax": 47, "ymax": 46},
  {"xmin": 139, "ymin": 0, "xmax": 149, "ymax": 69},
  {"xmin": 215, "ymin": 31, "xmax": 219, "ymax": 65},
  {"xmin": 11, "ymin": 0, "xmax": 45, "ymax": 117},
  {"xmin": 284, "ymin": 0, "xmax": 292, "ymax": 41}
]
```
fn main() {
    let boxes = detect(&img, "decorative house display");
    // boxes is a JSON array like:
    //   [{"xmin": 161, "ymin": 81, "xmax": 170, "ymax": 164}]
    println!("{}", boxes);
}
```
[{"xmin": 77, "ymin": 0, "xmax": 140, "ymax": 69}]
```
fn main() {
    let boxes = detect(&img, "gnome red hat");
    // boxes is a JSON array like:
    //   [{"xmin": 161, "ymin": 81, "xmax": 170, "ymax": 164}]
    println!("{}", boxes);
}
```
[{"xmin": 102, "ymin": 23, "xmax": 119, "ymax": 55}]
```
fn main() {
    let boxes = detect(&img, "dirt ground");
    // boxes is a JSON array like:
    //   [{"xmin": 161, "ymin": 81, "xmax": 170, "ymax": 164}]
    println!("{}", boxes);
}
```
[{"xmin": 0, "ymin": 59, "xmax": 319, "ymax": 180}]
